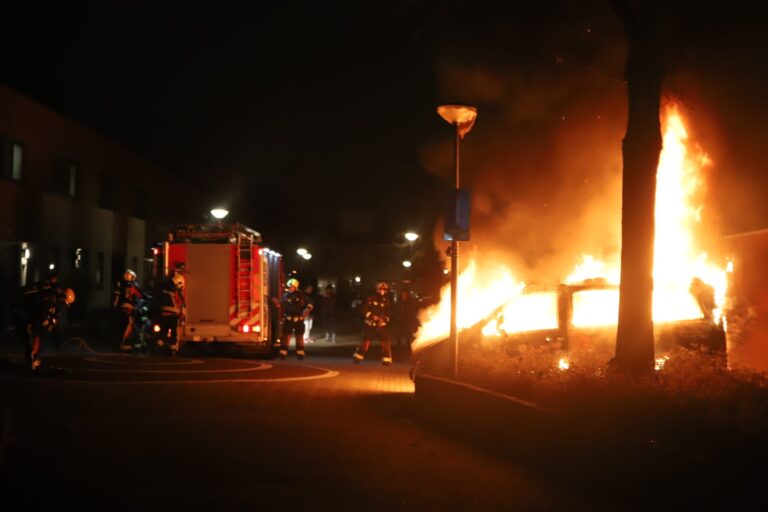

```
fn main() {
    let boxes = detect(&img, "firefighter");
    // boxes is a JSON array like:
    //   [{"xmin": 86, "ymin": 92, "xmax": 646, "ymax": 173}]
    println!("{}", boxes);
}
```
[
  {"xmin": 112, "ymin": 269, "xmax": 146, "ymax": 351},
  {"xmin": 156, "ymin": 272, "xmax": 185, "ymax": 356},
  {"xmin": 353, "ymin": 281, "xmax": 393, "ymax": 366},
  {"xmin": 13, "ymin": 279, "xmax": 75, "ymax": 370},
  {"xmin": 279, "ymin": 278, "xmax": 313, "ymax": 360}
]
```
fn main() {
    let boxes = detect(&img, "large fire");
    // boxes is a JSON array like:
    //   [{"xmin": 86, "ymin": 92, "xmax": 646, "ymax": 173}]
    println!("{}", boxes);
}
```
[{"xmin": 413, "ymin": 103, "xmax": 728, "ymax": 353}]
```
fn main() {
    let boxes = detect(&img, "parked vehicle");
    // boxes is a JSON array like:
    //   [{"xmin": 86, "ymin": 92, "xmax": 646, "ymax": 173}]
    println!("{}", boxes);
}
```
[{"xmin": 150, "ymin": 223, "xmax": 284, "ymax": 355}]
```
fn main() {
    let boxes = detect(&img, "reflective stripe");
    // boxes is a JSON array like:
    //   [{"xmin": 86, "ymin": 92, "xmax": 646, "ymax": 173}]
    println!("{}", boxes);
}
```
[
  {"xmin": 382, "ymin": 357, "xmax": 392, "ymax": 364},
  {"xmin": 353, "ymin": 353, "xmax": 364, "ymax": 361}
]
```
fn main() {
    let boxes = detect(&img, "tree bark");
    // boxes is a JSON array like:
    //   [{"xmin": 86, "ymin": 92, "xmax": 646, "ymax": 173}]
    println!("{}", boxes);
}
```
[{"xmin": 612, "ymin": 0, "xmax": 664, "ymax": 374}]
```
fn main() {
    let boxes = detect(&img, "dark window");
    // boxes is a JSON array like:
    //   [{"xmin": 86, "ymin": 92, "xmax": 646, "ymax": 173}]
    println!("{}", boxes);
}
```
[
  {"xmin": 98, "ymin": 173, "xmax": 119, "ymax": 210},
  {"xmin": 96, "ymin": 252, "xmax": 105, "ymax": 290},
  {"xmin": 54, "ymin": 159, "xmax": 79, "ymax": 197},
  {"xmin": 134, "ymin": 187, "xmax": 148, "ymax": 219}
]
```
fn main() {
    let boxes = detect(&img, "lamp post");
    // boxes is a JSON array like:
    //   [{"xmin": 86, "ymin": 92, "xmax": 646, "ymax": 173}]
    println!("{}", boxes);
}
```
[
  {"xmin": 437, "ymin": 104, "xmax": 477, "ymax": 379},
  {"xmin": 210, "ymin": 208, "xmax": 229, "ymax": 221}
]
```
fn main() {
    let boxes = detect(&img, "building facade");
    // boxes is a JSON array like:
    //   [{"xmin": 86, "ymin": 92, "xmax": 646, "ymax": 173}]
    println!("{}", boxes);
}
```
[{"xmin": 0, "ymin": 84, "xmax": 199, "ymax": 327}]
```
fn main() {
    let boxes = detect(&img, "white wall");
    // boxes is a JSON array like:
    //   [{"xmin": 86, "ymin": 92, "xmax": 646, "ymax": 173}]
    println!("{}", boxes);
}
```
[
  {"xmin": 88, "ymin": 207, "xmax": 113, "ymax": 309},
  {"xmin": 40, "ymin": 192, "xmax": 73, "ymax": 280},
  {"xmin": 126, "ymin": 216, "xmax": 146, "ymax": 283}
]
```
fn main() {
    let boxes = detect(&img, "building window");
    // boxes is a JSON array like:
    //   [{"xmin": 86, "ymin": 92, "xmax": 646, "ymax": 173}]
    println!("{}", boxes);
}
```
[
  {"xmin": 134, "ymin": 187, "xmax": 148, "ymax": 219},
  {"xmin": 55, "ymin": 159, "xmax": 79, "ymax": 197},
  {"xmin": 73, "ymin": 248, "xmax": 87, "ymax": 270},
  {"xmin": 0, "ymin": 136, "xmax": 24, "ymax": 181},
  {"xmin": 98, "ymin": 173, "xmax": 119, "ymax": 210},
  {"xmin": 11, "ymin": 142, "xmax": 23, "ymax": 181}
]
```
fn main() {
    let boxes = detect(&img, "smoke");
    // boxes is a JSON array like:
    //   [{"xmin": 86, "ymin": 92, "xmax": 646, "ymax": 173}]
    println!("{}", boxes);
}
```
[{"xmin": 421, "ymin": 54, "xmax": 628, "ymax": 285}]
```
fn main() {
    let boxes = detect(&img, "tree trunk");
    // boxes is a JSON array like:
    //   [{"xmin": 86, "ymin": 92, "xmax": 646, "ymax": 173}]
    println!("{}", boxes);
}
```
[{"xmin": 612, "ymin": 0, "xmax": 664, "ymax": 374}]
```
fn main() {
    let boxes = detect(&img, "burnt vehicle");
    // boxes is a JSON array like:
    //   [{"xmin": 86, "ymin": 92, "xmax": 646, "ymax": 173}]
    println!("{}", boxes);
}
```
[{"xmin": 482, "ymin": 277, "xmax": 726, "ymax": 357}]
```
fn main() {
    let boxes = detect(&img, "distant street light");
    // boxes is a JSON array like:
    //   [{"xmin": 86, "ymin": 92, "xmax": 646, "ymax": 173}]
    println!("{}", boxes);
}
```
[
  {"xmin": 402, "ymin": 260, "xmax": 412, "ymax": 268},
  {"xmin": 404, "ymin": 232, "xmax": 419, "ymax": 242},
  {"xmin": 297, "ymin": 248, "xmax": 308, "ymax": 256},
  {"xmin": 302, "ymin": 252, "xmax": 312, "ymax": 260},
  {"xmin": 210, "ymin": 208, "xmax": 229, "ymax": 220},
  {"xmin": 437, "ymin": 103, "xmax": 477, "ymax": 379},
  {"xmin": 354, "ymin": 276, "xmax": 361, "ymax": 283}
]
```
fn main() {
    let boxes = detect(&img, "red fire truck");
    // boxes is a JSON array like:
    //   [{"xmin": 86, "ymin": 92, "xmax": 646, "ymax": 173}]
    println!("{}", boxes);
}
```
[{"xmin": 151, "ymin": 223, "xmax": 284, "ymax": 354}]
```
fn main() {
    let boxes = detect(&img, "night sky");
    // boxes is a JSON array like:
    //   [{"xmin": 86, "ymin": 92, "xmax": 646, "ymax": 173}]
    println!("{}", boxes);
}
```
[{"xmin": 3, "ymin": 1, "xmax": 768, "ymax": 284}]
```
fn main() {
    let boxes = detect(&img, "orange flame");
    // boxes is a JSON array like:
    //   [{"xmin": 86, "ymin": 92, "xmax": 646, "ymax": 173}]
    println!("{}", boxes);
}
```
[{"xmin": 412, "ymin": 102, "xmax": 727, "ymax": 354}]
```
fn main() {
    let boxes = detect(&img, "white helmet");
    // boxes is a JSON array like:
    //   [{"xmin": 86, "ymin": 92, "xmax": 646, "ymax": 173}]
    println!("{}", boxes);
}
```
[{"xmin": 124, "ymin": 269, "xmax": 137, "ymax": 282}]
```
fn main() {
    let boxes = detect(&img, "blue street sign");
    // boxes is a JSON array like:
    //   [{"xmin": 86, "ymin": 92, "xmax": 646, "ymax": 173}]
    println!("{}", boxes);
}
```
[{"xmin": 444, "ymin": 188, "xmax": 471, "ymax": 241}]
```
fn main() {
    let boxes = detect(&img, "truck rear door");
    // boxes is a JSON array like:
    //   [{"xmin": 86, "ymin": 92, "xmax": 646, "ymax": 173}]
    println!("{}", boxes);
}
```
[{"xmin": 185, "ymin": 244, "xmax": 231, "ymax": 338}]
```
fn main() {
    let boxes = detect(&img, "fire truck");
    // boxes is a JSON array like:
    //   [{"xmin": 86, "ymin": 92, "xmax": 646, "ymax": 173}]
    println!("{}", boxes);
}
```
[{"xmin": 151, "ymin": 223, "xmax": 284, "ymax": 354}]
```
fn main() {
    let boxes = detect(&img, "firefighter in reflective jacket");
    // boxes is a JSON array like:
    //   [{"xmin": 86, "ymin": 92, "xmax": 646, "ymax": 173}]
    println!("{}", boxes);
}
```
[
  {"xmin": 353, "ymin": 281, "xmax": 393, "ymax": 366},
  {"xmin": 279, "ymin": 278, "xmax": 313, "ymax": 360},
  {"xmin": 112, "ymin": 269, "xmax": 145, "ymax": 351},
  {"xmin": 156, "ymin": 273, "xmax": 185, "ymax": 355},
  {"xmin": 14, "ymin": 276, "xmax": 75, "ymax": 370}
]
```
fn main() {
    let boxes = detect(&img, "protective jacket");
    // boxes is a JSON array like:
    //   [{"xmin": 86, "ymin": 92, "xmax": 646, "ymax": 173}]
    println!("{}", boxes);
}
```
[
  {"xmin": 158, "ymin": 281, "xmax": 185, "ymax": 317},
  {"xmin": 113, "ymin": 280, "xmax": 144, "ymax": 312},
  {"xmin": 364, "ymin": 293, "xmax": 391, "ymax": 328},
  {"xmin": 281, "ymin": 290, "xmax": 312, "ymax": 322},
  {"xmin": 19, "ymin": 281, "xmax": 63, "ymax": 331}
]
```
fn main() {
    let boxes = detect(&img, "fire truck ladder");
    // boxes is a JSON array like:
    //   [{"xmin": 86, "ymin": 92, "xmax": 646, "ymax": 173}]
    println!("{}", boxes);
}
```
[{"xmin": 236, "ymin": 233, "xmax": 254, "ymax": 317}]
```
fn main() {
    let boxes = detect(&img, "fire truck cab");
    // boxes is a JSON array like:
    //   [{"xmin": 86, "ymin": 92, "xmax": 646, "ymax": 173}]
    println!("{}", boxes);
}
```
[{"xmin": 152, "ymin": 223, "xmax": 283, "ymax": 354}]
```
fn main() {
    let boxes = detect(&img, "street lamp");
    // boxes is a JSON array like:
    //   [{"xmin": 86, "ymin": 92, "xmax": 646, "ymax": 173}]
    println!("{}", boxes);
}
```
[
  {"xmin": 437, "ymin": 104, "xmax": 477, "ymax": 379},
  {"xmin": 210, "ymin": 208, "xmax": 229, "ymax": 220},
  {"xmin": 402, "ymin": 260, "xmax": 412, "ymax": 268},
  {"xmin": 404, "ymin": 232, "xmax": 419, "ymax": 242}
]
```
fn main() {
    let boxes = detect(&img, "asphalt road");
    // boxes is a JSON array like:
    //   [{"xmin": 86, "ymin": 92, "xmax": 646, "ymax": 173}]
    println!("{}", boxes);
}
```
[{"xmin": 0, "ymin": 333, "xmax": 608, "ymax": 511}]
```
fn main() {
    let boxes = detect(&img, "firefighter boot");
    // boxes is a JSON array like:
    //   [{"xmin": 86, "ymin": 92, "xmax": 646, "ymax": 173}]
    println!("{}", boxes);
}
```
[
  {"xmin": 353, "ymin": 340, "xmax": 370, "ymax": 363},
  {"xmin": 279, "ymin": 349, "xmax": 288, "ymax": 360},
  {"xmin": 296, "ymin": 350, "xmax": 305, "ymax": 361}
]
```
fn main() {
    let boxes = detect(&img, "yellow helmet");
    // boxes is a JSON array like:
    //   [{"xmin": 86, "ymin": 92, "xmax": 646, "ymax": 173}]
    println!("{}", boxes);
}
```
[
  {"xmin": 287, "ymin": 278, "xmax": 299, "ymax": 290},
  {"xmin": 64, "ymin": 288, "xmax": 76, "ymax": 305},
  {"xmin": 376, "ymin": 281, "xmax": 390, "ymax": 293},
  {"xmin": 124, "ymin": 269, "xmax": 137, "ymax": 282},
  {"xmin": 172, "ymin": 273, "xmax": 185, "ymax": 289}
]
